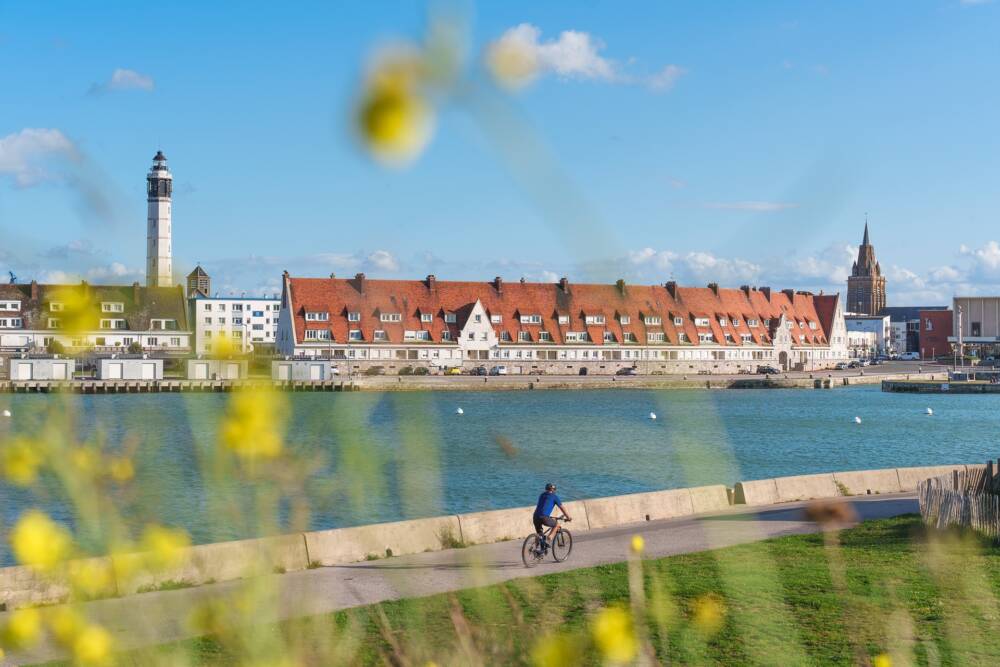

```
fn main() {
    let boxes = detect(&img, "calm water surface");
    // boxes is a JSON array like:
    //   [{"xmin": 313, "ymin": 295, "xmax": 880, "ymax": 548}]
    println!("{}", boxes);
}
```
[{"xmin": 0, "ymin": 386, "xmax": 993, "ymax": 564}]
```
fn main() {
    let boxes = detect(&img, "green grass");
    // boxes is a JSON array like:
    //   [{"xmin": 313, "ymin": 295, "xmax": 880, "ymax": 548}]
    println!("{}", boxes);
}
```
[{"xmin": 41, "ymin": 515, "xmax": 1000, "ymax": 665}]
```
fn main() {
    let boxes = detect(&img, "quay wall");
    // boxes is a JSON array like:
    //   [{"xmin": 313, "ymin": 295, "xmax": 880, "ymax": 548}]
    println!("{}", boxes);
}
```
[{"xmin": 0, "ymin": 465, "xmax": 965, "ymax": 610}]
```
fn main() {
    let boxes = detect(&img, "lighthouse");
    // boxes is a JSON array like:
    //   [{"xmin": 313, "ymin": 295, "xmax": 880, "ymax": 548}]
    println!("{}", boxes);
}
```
[{"xmin": 146, "ymin": 151, "xmax": 173, "ymax": 288}]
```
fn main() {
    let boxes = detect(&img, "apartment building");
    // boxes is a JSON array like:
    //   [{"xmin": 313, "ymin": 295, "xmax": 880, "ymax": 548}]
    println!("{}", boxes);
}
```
[{"xmin": 190, "ymin": 295, "xmax": 280, "ymax": 355}]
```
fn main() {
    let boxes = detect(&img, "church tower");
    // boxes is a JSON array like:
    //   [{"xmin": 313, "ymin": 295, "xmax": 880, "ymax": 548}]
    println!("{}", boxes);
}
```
[
  {"xmin": 846, "ymin": 220, "xmax": 886, "ymax": 315},
  {"xmin": 146, "ymin": 151, "xmax": 173, "ymax": 288}
]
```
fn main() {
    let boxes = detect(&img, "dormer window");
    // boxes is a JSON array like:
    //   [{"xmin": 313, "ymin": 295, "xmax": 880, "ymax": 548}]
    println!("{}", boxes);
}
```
[
  {"xmin": 808, "ymin": 321, "xmax": 817, "ymax": 330},
  {"xmin": 747, "ymin": 319, "xmax": 758, "ymax": 327},
  {"xmin": 518, "ymin": 331, "xmax": 531, "ymax": 342},
  {"xmin": 374, "ymin": 330, "xmax": 387, "ymax": 341},
  {"xmin": 420, "ymin": 313, "xmax": 433, "ymax": 323},
  {"xmin": 619, "ymin": 315, "xmax": 630, "ymax": 325},
  {"xmin": 50, "ymin": 302, "xmax": 64, "ymax": 312},
  {"xmin": 347, "ymin": 311, "xmax": 361, "ymax": 322},
  {"xmin": 673, "ymin": 316, "xmax": 683, "ymax": 326},
  {"xmin": 585, "ymin": 315, "xmax": 605, "ymax": 325},
  {"xmin": 539, "ymin": 331, "xmax": 552, "ymax": 342},
  {"xmin": 501, "ymin": 331, "xmax": 512, "ymax": 342},
  {"xmin": 101, "ymin": 302, "xmax": 124, "ymax": 313},
  {"xmin": 444, "ymin": 313, "xmax": 457, "ymax": 323},
  {"xmin": 100, "ymin": 319, "xmax": 127, "ymax": 330},
  {"xmin": 0, "ymin": 300, "xmax": 20, "ymax": 311},
  {"xmin": 786, "ymin": 321, "xmax": 793, "ymax": 329},
  {"xmin": 491, "ymin": 314, "xmax": 502, "ymax": 324},
  {"xmin": 731, "ymin": 317, "xmax": 741, "ymax": 326},
  {"xmin": 694, "ymin": 317, "xmax": 710, "ymax": 327},
  {"xmin": 644, "ymin": 316, "xmax": 662, "ymax": 326},
  {"xmin": 558, "ymin": 315, "xmax": 569, "ymax": 325},
  {"xmin": 306, "ymin": 311, "xmax": 330, "ymax": 322},
  {"xmin": 48, "ymin": 318, "xmax": 62, "ymax": 329},
  {"xmin": 380, "ymin": 313, "xmax": 401, "ymax": 323},
  {"xmin": 718, "ymin": 318, "xmax": 727, "ymax": 326},
  {"xmin": 520, "ymin": 314, "xmax": 542, "ymax": 324},
  {"xmin": 603, "ymin": 331, "xmax": 615, "ymax": 343}
]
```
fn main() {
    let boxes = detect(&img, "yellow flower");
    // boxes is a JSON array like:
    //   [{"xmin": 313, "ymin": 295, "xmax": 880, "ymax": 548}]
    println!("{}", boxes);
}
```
[
  {"xmin": 486, "ymin": 30, "xmax": 539, "ymax": 90},
  {"xmin": 692, "ymin": 593, "xmax": 725, "ymax": 636},
  {"xmin": 531, "ymin": 633, "xmax": 580, "ymax": 667},
  {"xmin": 47, "ymin": 606, "xmax": 85, "ymax": 647},
  {"xmin": 71, "ymin": 447, "xmax": 99, "ymax": 475},
  {"xmin": 873, "ymin": 654, "xmax": 892, "ymax": 667},
  {"xmin": 69, "ymin": 559, "xmax": 115, "ymax": 598},
  {"xmin": 357, "ymin": 54, "xmax": 434, "ymax": 166},
  {"xmin": 141, "ymin": 524, "xmax": 190, "ymax": 570},
  {"xmin": 108, "ymin": 457, "xmax": 134, "ymax": 483},
  {"xmin": 220, "ymin": 387, "xmax": 287, "ymax": 461},
  {"xmin": 591, "ymin": 606, "xmax": 637, "ymax": 665},
  {"xmin": 2, "ymin": 437, "xmax": 43, "ymax": 486},
  {"xmin": 52, "ymin": 288, "xmax": 98, "ymax": 335},
  {"xmin": 630, "ymin": 534, "xmax": 645, "ymax": 555},
  {"xmin": 10, "ymin": 510, "xmax": 72, "ymax": 571},
  {"xmin": 73, "ymin": 623, "xmax": 112, "ymax": 665},
  {"xmin": 2, "ymin": 607, "xmax": 42, "ymax": 648}
]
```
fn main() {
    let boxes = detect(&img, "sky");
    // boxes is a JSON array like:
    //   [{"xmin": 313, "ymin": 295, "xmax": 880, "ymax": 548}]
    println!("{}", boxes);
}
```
[{"xmin": 1, "ymin": 1, "xmax": 1000, "ymax": 305}]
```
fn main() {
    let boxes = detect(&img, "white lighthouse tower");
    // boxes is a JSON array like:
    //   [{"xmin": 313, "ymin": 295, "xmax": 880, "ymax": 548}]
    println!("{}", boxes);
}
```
[{"xmin": 146, "ymin": 150, "xmax": 173, "ymax": 288}]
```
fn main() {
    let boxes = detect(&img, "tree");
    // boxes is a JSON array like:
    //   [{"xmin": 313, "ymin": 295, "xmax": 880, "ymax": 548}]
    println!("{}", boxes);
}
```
[
  {"xmin": 127, "ymin": 341, "xmax": 143, "ymax": 355},
  {"xmin": 47, "ymin": 339, "xmax": 66, "ymax": 355}
]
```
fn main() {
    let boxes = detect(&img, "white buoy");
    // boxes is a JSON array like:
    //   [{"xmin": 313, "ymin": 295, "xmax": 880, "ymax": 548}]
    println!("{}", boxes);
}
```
[
  {"xmin": 649, "ymin": 412, "xmax": 657, "ymax": 420},
  {"xmin": 854, "ymin": 416, "xmax": 862, "ymax": 424},
  {"xmin": 926, "ymin": 407, "xmax": 933, "ymax": 416},
  {"xmin": 455, "ymin": 407, "xmax": 464, "ymax": 415},
  {"xmin": 1, "ymin": 409, "xmax": 10, "ymax": 418}
]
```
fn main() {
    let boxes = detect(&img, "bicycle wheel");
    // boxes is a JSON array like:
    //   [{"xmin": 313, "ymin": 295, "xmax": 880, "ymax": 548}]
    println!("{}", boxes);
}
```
[
  {"xmin": 522, "ymin": 534, "xmax": 544, "ymax": 568},
  {"xmin": 552, "ymin": 529, "xmax": 573, "ymax": 562}
]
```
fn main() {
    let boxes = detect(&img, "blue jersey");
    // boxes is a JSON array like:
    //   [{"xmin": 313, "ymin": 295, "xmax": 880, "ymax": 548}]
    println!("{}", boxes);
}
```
[{"xmin": 534, "ymin": 491, "xmax": 562, "ymax": 517}]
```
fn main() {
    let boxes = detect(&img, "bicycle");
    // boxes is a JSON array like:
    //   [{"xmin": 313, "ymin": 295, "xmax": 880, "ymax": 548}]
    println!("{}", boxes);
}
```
[{"xmin": 522, "ymin": 517, "xmax": 573, "ymax": 568}]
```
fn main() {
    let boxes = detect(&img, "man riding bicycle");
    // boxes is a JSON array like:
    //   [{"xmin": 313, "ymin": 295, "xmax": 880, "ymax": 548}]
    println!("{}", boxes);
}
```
[{"xmin": 533, "ymin": 482, "xmax": 571, "ymax": 546}]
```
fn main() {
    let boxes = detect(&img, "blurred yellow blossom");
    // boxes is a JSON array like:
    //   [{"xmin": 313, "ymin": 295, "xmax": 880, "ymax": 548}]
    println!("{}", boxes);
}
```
[
  {"xmin": 2, "ymin": 437, "xmax": 43, "ymax": 486},
  {"xmin": 48, "ymin": 606, "xmax": 86, "ymax": 647},
  {"xmin": 52, "ymin": 288, "xmax": 98, "ymax": 335},
  {"xmin": 874, "ymin": 654, "xmax": 892, "ymax": 667},
  {"xmin": 591, "ymin": 606, "xmax": 637, "ymax": 665},
  {"xmin": 692, "ymin": 593, "xmax": 725, "ymax": 636},
  {"xmin": 73, "ymin": 623, "xmax": 112, "ymax": 665},
  {"xmin": 357, "ymin": 52, "xmax": 434, "ymax": 166},
  {"xmin": 141, "ymin": 524, "xmax": 190, "ymax": 570},
  {"xmin": 2, "ymin": 607, "xmax": 42, "ymax": 648},
  {"xmin": 69, "ymin": 559, "xmax": 116, "ymax": 598},
  {"xmin": 531, "ymin": 632, "xmax": 580, "ymax": 667},
  {"xmin": 220, "ymin": 387, "xmax": 287, "ymax": 461},
  {"xmin": 108, "ymin": 456, "xmax": 134, "ymax": 483},
  {"xmin": 71, "ymin": 447, "xmax": 99, "ymax": 475},
  {"xmin": 630, "ymin": 534, "xmax": 645, "ymax": 555},
  {"xmin": 11, "ymin": 510, "xmax": 71, "ymax": 571}
]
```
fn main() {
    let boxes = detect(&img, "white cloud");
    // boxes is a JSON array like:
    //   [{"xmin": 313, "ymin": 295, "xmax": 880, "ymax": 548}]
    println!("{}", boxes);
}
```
[
  {"xmin": 962, "ymin": 240, "xmax": 1000, "ymax": 273},
  {"xmin": 365, "ymin": 250, "xmax": 400, "ymax": 272},
  {"xmin": 888, "ymin": 265, "xmax": 926, "ymax": 290},
  {"xmin": 0, "ymin": 128, "xmax": 77, "ymax": 187},
  {"xmin": 88, "ymin": 68, "xmax": 155, "ymax": 95},
  {"xmin": 704, "ymin": 201, "xmax": 799, "ymax": 212},
  {"xmin": 489, "ymin": 24, "xmax": 684, "ymax": 91},
  {"xmin": 930, "ymin": 265, "xmax": 962, "ymax": 282},
  {"xmin": 627, "ymin": 247, "xmax": 759, "ymax": 284}
]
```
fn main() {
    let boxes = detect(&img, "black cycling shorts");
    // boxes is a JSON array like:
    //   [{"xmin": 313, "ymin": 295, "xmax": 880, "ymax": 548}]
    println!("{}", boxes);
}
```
[{"xmin": 533, "ymin": 514, "xmax": 557, "ymax": 533}]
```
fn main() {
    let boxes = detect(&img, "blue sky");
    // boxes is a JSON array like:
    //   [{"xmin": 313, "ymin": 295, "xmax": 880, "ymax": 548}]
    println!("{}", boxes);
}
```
[{"xmin": 1, "ymin": 1, "xmax": 999, "ymax": 304}]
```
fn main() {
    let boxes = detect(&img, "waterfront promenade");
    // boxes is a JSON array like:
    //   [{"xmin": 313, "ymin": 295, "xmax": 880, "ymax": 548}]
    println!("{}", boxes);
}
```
[{"xmin": 0, "ymin": 493, "xmax": 917, "ymax": 665}]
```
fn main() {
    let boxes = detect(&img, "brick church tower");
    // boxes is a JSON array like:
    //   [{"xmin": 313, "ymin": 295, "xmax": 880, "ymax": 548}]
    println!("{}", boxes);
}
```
[{"xmin": 847, "ymin": 221, "xmax": 886, "ymax": 315}]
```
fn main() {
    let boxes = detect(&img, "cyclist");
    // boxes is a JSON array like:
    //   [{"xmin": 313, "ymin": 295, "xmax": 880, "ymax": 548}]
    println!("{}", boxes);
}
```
[{"xmin": 533, "ymin": 482, "xmax": 571, "ymax": 548}]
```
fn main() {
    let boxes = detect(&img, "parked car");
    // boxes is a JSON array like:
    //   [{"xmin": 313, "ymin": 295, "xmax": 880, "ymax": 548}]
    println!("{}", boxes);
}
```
[
  {"xmin": 847, "ymin": 360, "xmax": 860, "ymax": 369},
  {"xmin": 489, "ymin": 365, "xmax": 508, "ymax": 376},
  {"xmin": 615, "ymin": 367, "xmax": 638, "ymax": 376},
  {"xmin": 899, "ymin": 352, "xmax": 920, "ymax": 361},
  {"xmin": 445, "ymin": 366, "xmax": 462, "ymax": 375},
  {"xmin": 757, "ymin": 365, "xmax": 780, "ymax": 375},
  {"xmin": 468, "ymin": 366, "xmax": 488, "ymax": 376},
  {"xmin": 835, "ymin": 362, "xmax": 849, "ymax": 370},
  {"xmin": 858, "ymin": 359, "xmax": 870, "ymax": 367}
]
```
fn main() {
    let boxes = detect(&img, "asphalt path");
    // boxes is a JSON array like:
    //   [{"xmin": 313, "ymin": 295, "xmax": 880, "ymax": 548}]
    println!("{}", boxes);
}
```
[{"xmin": 2, "ymin": 493, "xmax": 918, "ymax": 665}]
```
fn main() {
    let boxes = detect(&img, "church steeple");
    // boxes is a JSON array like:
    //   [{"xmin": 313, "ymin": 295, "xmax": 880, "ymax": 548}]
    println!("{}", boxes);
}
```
[
  {"xmin": 862, "ymin": 220, "xmax": 870, "ymax": 246},
  {"xmin": 846, "ymin": 218, "xmax": 886, "ymax": 315}
]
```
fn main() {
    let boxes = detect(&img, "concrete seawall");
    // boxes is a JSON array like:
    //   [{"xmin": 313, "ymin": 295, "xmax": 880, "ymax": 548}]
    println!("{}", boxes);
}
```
[{"xmin": 0, "ymin": 466, "xmax": 964, "ymax": 610}]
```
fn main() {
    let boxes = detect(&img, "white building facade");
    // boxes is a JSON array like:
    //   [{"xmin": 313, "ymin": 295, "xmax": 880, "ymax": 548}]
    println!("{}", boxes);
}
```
[
  {"xmin": 845, "ymin": 314, "xmax": 892, "ymax": 357},
  {"xmin": 191, "ymin": 295, "xmax": 281, "ymax": 355}
]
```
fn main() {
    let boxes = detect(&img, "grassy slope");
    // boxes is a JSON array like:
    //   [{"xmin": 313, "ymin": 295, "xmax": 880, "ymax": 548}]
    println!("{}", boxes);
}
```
[{"xmin": 46, "ymin": 515, "xmax": 1000, "ymax": 665}]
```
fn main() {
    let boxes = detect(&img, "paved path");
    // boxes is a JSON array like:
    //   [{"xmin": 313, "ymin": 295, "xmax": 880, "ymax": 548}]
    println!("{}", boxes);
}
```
[{"xmin": 3, "ymin": 494, "xmax": 918, "ymax": 665}]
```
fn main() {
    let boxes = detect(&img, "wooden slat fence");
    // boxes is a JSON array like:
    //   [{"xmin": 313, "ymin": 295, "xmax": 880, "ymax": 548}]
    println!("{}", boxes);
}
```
[{"xmin": 919, "ymin": 461, "xmax": 1000, "ymax": 539}]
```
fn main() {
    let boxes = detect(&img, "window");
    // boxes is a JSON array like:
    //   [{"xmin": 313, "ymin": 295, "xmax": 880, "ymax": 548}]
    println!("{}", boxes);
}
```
[
  {"xmin": 100, "ymin": 319, "xmax": 126, "ymax": 330},
  {"xmin": 558, "ymin": 315, "xmax": 569, "ymax": 325},
  {"xmin": 473, "ymin": 314, "xmax": 482, "ymax": 323},
  {"xmin": 50, "ymin": 302, "xmax": 64, "ymax": 312},
  {"xmin": 719, "ymin": 318, "xmax": 727, "ymax": 326},
  {"xmin": 731, "ymin": 317, "xmax": 741, "ymax": 326},
  {"xmin": 347, "ymin": 311, "xmax": 361, "ymax": 322},
  {"xmin": 305, "ymin": 311, "xmax": 329, "ymax": 321},
  {"xmin": 233, "ymin": 317, "xmax": 243, "ymax": 325},
  {"xmin": 217, "ymin": 318, "xmax": 226, "ymax": 325},
  {"xmin": 520, "ymin": 314, "xmax": 542, "ymax": 324},
  {"xmin": 603, "ymin": 331, "xmax": 615, "ymax": 343},
  {"xmin": 305, "ymin": 329, "xmax": 331, "ymax": 340},
  {"xmin": 233, "ymin": 304, "xmax": 243, "ymax": 311},
  {"xmin": 421, "ymin": 313, "xmax": 433, "ymax": 323},
  {"xmin": 205, "ymin": 330, "xmax": 213, "ymax": 338},
  {"xmin": 374, "ymin": 330, "xmax": 387, "ymax": 341},
  {"xmin": 585, "ymin": 315, "xmax": 605, "ymax": 325},
  {"xmin": 724, "ymin": 333, "xmax": 734, "ymax": 343},
  {"xmin": 678, "ymin": 332, "xmax": 688, "ymax": 343},
  {"xmin": 809, "ymin": 321, "xmax": 817, "ymax": 330},
  {"xmin": 218, "ymin": 304, "xmax": 226, "ymax": 312},
  {"xmin": 565, "ymin": 331, "xmax": 588, "ymax": 342},
  {"xmin": 101, "ymin": 302, "xmax": 124, "ymax": 313},
  {"xmin": 204, "ymin": 303, "xmax": 213, "ymax": 312},
  {"xmin": 623, "ymin": 332, "xmax": 637, "ymax": 343},
  {"xmin": 151, "ymin": 319, "xmax": 178, "ymax": 330},
  {"xmin": 925, "ymin": 318, "xmax": 933, "ymax": 331},
  {"xmin": 0, "ymin": 318, "xmax": 22, "ymax": 328},
  {"xmin": 647, "ymin": 332, "xmax": 665, "ymax": 343},
  {"xmin": 441, "ymin": 330, "xmax": 452, "ymax": 341},
  {"xmin": 444, "ymin": 313, "xmax": 456, "ymax": 323},
  {"xmin": 204, "ymin": 317, "xmax": 212, "ymax": 324},
  {"xmin": 786, "ymin": 321, "xmax": 793, "ymax": 329},
  {"xmin": 95, "ymin": 337, "xmax": 106, "ymax": 346},
  {"xmin": 694, "ymin": 317, "xmax": 710, "ymax": 327},
  {"xmin": 491, "ymin": 314, "xmax": 502, "ymax": 324},
  {"xmin": 381, "ymin": 313, "xmax": 402, "ymax": 323},
  {"xmin": 539, "ymin": 331, "xmax": 552, "ymax": 342},
  {"xmin": 0, "ymin": 300, "xmax": 21, "ymax": 311},
  {"xmin": 619, "ymin": 315, "xmax": 630, "ymax": 325},
  {"xmin": 252, "ymin": 324, "xmax": 264, "ymax": 330},
  {"xmin": 518, "ymin": 331, "xmax": 531, "ymax": 342},
  {"xmin": 972, "ymin": 322, "xmax": 982, "ymax": 337},
  {"xmin": 252, "ymin": 311, "xmax": 264, "ymax": 317},
  {"xmin": 147, "ymin": 337, "xmax": 159, "ymax": 347},
  {"xmin": 232, "ymin": 330, "xmax": 242, "ymax": 338},
  {"xmin": 741, "ymin": 334, "xmax": 753, "ymax": 343},
  {"xmin": 170, "ymin": 337, "xmax": 181, "ymax": 347},
  {"xmin": 673, "ymin": 317, "xmax": 683, "ymax": 326},
  {"xmin": 747, "ymin": 318, "xmax": 758, "ymax": 327},
  {"xmin": 644, "ymin": 316, "xmax": 662, "ymax": 325}
]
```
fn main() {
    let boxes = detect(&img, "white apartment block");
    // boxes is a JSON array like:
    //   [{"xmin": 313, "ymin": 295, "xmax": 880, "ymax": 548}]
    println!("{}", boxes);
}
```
[{"xmin": 191, "ymin": 295, "xmax": 281, "ymax": 354}]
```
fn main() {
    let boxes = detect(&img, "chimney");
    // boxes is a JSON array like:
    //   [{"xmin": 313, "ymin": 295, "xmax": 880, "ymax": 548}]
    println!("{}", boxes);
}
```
[
  {"xmin": 740, "ymin": 285, "xmax": 751, "ymax": 298},
  {"xmin": 708, "ymin": 282, "xmax": 719, "ymax": 296},
  {"xmin": 329, "ymin": 273, "xmax": 336, "ymax": 279},
  {"xmin": 427, "ymin": 274, "xmax": 437, "ymax": 291},
  {"xmin": 782, "ymin": 288, "xmax": 795, "ymax": 300},
  {"xmin": 133, "ymin": 281, "xmax": 141, "ymax": 303},
  {"xmin": 615, "ymin": 278, "xmax": 626, "ymax": 295},
  {"xmin": 520, "ymin": 277, "xmax": 526, "ymax": 284},
  {"xmin": 354, "ymin": 272, "xmax": 367, "ymax": 293},
  {"xmin": 559, "ymin": 277, "xmax": 569, "ymax": 292},
  {"xmin": 760, "ymin": 286, "xmax": 771, "ymax": 300},
  {"xmin": 665, "ymin": 281, "xmax": 677, "ymax": 299},
  {"xmin": 30, "ymin": 280, "xmax": 39, "ymax": 301},
  {"xmin": 493, "ymin": 276, "xmax": 502, "ymax": 294},
  {"xmin": 80, "ymin": 280, "xmax": 90, "ymax": 299}
]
